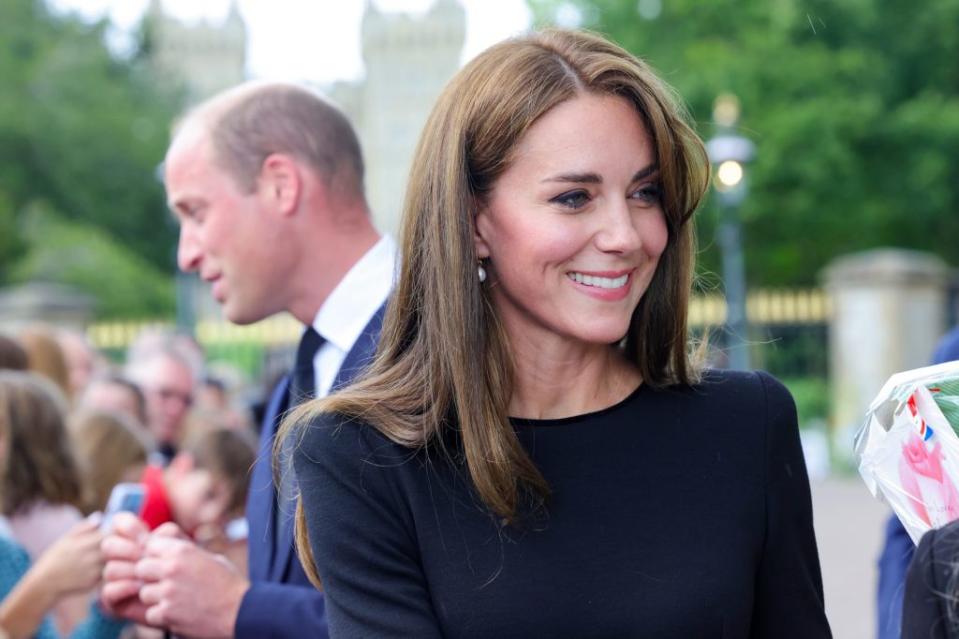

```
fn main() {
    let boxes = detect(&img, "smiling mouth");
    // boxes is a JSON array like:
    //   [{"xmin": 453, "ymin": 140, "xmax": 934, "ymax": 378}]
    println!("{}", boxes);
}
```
[{"xmin": 566, "ymin": 271, "xmax": 631, "ymax": 289}]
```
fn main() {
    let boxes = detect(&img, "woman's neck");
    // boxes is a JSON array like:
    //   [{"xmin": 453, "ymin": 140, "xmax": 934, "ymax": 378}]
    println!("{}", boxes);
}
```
[{"xmin": 507, "ymin": 332, "xmax": 641, "ymax": 420}]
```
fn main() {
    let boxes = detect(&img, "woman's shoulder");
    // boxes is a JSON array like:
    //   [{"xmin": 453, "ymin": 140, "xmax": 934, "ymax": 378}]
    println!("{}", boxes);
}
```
[
  {"xmin": 8, "ymin": 501, "xmax": 82, "ymax": 559},
  {"xmin": 657, "ymin": 368, "xmax": 794, "ymax": 414},
  {"xmin": 293, "ymin": 410, "xmax": 419, "ymax": 478}
]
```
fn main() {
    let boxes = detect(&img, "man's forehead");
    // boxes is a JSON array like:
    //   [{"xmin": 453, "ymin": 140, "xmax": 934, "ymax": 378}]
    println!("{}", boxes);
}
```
[{"xmin": 165, "ymin": 124, "xmax": 212, "ymax": 178}]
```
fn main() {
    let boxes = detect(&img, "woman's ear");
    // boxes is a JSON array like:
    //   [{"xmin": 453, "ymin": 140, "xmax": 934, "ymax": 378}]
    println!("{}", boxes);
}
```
[
  {"xmin": 258, "ymin": 153, "xmax": 302, "ymax": 217},
  {"xmin": 474, "ymin": 206, "xmax": 492, "ymax": 259}
]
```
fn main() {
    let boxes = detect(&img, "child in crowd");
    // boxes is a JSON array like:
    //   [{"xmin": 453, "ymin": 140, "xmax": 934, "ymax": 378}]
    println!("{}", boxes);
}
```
[
  {"xmin": 69, "ymin": 411, "xmax": 150, "ymax": 515},
  {"xmin": 124, "ymin": 427, "xmax": 254, "ymax": 537}
]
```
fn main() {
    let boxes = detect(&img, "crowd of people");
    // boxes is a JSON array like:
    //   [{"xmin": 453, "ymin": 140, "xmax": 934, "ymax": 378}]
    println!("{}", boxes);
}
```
[{"xmin": 0, "ymin": 325, "xmax": 256, "ymax": 638}]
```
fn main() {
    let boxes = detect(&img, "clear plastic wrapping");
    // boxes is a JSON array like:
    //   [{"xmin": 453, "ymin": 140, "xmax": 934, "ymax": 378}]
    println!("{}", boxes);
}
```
[{"xmin": 856, "ymin": 361, "xmax": 959, "ymax": 544}]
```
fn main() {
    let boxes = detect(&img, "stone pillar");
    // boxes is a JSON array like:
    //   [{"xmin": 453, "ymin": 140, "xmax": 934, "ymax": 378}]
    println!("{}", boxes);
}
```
[
  {"xmin": 0, "ymin": 282, "xmax": 95, "ymax": 333},
  {"xmin": 823, "ymin": 249, "xmax": 953, "ymax": 465}
]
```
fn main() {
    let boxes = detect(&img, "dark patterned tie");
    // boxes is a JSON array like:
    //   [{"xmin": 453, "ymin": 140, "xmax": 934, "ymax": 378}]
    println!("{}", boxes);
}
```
[
  {"xmin": 276, "ymin": 327, "xmax": 324, "ymax": 532},
  {"xmin": 289, "ymin": 327, "xmax": 323, "ymax": 404}
]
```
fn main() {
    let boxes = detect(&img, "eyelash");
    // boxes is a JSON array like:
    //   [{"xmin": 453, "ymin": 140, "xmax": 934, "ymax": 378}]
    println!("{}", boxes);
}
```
[
  {"xmin": 632, "ymin": 183, "xmax": 662, "ymax": 205},
  {"xmin": 551, "ymin": 190, "xmax": 591, "ymax": 209},
  {"xmin": 550, "ymin": 183, "xmax": 663, "ymax": 210}
]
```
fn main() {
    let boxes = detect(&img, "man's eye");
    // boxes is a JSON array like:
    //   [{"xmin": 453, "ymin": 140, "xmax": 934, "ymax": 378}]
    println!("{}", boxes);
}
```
[
  {"xmin": 551, "ymin": 190, "xmax": 590, "ymax": 210},
  {"xmin": 631, "ymin": 183, "xmax": 662, "ymax": 205}
]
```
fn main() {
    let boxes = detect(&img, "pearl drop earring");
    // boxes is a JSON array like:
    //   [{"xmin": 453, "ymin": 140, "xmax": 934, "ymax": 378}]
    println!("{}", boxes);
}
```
[{"xmin": 478, "ymin": 262, "xmax": 487, "ymax": 283}]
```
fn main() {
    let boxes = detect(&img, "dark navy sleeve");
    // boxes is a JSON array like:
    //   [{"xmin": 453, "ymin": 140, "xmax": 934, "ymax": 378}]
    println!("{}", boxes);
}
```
[
  {"xmin": 293, "ymin": 415, "xmax": 443, "ymax": 639},
  {"xmin": 749, "ymin": 371, "xmax": 832, "ymax": 638},
  {"xmin": 235, "ymin": 582, "xmax": 328, "ymax": 639}
]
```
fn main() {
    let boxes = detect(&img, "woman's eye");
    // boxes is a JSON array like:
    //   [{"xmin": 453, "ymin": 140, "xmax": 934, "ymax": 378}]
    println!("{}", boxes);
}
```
[
  {"xmin": 551, "ymin": 190, "xmax": 591, "ymax": 210},
  {"xmin": 631, "ymin": 183, "xmax": 662, "ymax": 206}
]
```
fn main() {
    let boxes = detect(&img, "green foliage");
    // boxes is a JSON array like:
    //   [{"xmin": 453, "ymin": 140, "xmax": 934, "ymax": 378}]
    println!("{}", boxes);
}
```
[
  {"xmin": 529, "ymin": 0, "xmax": 959, "ymax": 284},
  {"xmin": 0, "ymin": 191, "xmax": 27, "ymax": 272},
  {"xmin": 780, "ymin": 376, "xmax": 830, "ymax": 430},
  {"xmin": 0, "ymin": 0, "xmax": 180, "ymax": 283},
  {"xmin": 12, "ymin": 203, "xmax": 174, "ymax": 318}
]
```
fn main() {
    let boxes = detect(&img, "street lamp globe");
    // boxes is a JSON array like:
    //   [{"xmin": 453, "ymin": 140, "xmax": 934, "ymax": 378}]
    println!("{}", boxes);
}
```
[{"xmin": 716, "ymin": 160, "xmax": 744, "ymax": 190}]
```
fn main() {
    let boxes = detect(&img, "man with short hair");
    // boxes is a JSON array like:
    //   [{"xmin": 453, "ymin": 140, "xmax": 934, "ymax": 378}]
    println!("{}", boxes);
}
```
[
  {"xmin": 100, "ymin": 81, "xmax": 394, "ymax": 639},
  {"xmin": 126, "ymin": 348, "xmax": 195, "ymax": 464}
]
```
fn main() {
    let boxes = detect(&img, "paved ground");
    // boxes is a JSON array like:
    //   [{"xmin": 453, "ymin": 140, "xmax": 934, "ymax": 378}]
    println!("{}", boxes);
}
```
[{"xmin": 811, "ymin": 476, "xmax": 891, "ymax": 639}]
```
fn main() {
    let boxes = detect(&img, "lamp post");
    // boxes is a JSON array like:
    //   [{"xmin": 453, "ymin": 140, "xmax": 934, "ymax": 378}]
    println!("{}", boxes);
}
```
[{"xmin": 706, "ymin": 94, "xmax": 755, "ymax": 371}]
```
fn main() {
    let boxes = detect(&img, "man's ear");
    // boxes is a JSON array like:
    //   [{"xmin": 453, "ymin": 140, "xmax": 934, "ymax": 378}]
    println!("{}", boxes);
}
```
[
  {"xmin": 474, "ymin": 205, "xmax": 493, "ymax": 260},
  {"xmin": 258, "ymin": 153, "xmax": 302, "ymax": 217}
]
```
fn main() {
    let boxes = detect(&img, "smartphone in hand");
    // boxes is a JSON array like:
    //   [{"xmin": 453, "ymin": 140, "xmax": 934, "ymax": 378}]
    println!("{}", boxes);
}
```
[{"xmin": 101, "ymin": 482, "xmax": 146, "ymax": 531}]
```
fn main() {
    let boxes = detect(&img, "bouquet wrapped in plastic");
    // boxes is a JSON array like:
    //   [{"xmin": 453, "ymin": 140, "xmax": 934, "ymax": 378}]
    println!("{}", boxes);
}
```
[{"xmin": 856, "ymin": 361, "xmax": 959, "ymax": 544}]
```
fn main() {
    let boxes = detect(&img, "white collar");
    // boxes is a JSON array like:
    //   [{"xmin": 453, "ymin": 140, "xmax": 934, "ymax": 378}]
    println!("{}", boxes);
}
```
[{"xmin": 312, "ymin": 235, "xmax": 397, "ymax": 353}]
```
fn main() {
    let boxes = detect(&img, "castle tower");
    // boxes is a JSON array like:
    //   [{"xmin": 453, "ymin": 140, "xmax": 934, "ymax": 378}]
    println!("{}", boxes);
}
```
[
  {"xmin": 332, "ymin": 0, "xmax": 466, "ymax": 235},
  {"xmin": 145, "ymin": 0, "xmax": 248, "ymax": 105}
]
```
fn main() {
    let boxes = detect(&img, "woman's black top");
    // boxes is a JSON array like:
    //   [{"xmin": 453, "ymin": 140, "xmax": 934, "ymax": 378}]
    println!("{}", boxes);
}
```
[
  {"xmin": 903, "ymin": 519, "xmax": 959, "ymax": 639},
  {"xmin": 294, "ymin": 369, "xmax": 831, "ymax": 638}
]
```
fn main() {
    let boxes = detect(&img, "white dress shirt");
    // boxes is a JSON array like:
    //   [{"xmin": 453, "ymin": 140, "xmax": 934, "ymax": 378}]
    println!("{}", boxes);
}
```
[{"xmin": 309, "ymin": 235, "xmax": 397, "ymax": 397}]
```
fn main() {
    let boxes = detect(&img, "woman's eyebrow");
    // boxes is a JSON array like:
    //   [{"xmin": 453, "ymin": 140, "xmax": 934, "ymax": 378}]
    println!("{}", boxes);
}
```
[
  {"xmin": 631, "ymin": 163, "xmax": 660, "ymax": 182},
  {"xmin": 542, "ymin": 172, "xmax": 601, "ymax": 184},
  {"xmin": 542, "ymin": 163, "xmax": 660, "ymax": 185}
]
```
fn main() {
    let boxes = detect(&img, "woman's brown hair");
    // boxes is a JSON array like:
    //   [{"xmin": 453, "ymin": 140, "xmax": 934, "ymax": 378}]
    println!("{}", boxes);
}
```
[
  {"xmin": 69, "ymin": 410, "xmax": 150, "ymax": 514},
  {"xmin": 279, "ymin": 28, "xmax": 710, "ymax": 586},
  {"xmin": 19, "ymin": 327, "xmax": 71, "ymax": 399},
  {"xmin": 0, "ymin": 371, "xmax": 82, "ymax": 514}
]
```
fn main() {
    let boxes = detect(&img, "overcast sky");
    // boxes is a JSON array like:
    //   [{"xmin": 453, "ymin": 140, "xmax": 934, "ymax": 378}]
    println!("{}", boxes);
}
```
[{"xmin": 48, "ymin": 0, "xmax": 533, "ymax": 85}]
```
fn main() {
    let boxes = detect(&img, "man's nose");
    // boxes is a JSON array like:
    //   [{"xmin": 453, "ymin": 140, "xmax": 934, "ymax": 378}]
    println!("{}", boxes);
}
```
[{"xmin": 177, "ymin": 226, "xmax": 202, "ymax": 272}]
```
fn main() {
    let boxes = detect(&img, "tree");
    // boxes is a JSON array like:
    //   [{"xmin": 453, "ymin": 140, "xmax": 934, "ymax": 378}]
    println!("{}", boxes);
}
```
[
  {"xmin": 529, "ymin": 0, "xmax": 959, "ymax": 285},
  {"xmin": 0, "ymin": 0, "xmax": 180, "ymax": 313}
]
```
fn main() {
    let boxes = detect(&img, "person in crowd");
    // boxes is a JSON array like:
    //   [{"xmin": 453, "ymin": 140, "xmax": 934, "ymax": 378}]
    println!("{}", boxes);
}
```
[
  {"xmin": 2, "ymin": 372, "xmax": 85, "ymax": 557},
  {"xmin": 101, "ymin": 80, "xmax": 394, "ymax": 639},
  {"xmin": 19, "ymin": 327, "xmax": 71, "ymax": 399},
  {"xmin": 877, "ymin": 325, "xmax": 959, "ymax": 639},
  {"xmin": 77, "ymin": 375, "xmax": 149, "ymax": 431},
  {"xmin": 284, "ymin": 29, "xmax": 831, "ymax": 638},
  {"xmin": 119, "ymin": 427, "xmax": 254, "ymax": 536},
  {"xmin": 0, "ymin": 371, "xmax": 124, "ymax": 639},
  {"xmin": 0, "ymin": 520, "xmax": 125, "ymax": 639},
  {"xmin": 56, "ymin": 330, "xmax": 102, "ymax": 402},
  {"xmin": 0, "ymin": 371, "xmax": 87, "ymax": 634},
  {"xmin": 124, "ymin": 347, "xmax": 194, "ymax": 465},
  {"xmin": 0, "ymin": 335, "xmax": 28, "ymax": 372},
  {"xmin": 883, "ymin": 325, "xmax": 959, "ymax": 638},
  {"xmin": 69, "ymin": 411, "xmax": 150, "ymax": 515},
  {"xmin": 191, "ymin": 373, "xmax": 252, "ymax": 433},
  {"xmin": 902, "ymin": 518, "xmax": 959, "ymax": 638}
]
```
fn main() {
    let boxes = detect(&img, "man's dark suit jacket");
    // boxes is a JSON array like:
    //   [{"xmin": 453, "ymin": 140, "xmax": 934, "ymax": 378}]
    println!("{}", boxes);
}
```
[{"xmin": 234, "ymin": 306, "xmax": 385, "ymax": 639}]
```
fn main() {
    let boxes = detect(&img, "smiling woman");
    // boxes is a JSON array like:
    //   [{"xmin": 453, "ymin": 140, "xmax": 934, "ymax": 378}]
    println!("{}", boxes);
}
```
[{"xmin": 281, "ymin": 28, "xmax": 832, "ymax": 638}]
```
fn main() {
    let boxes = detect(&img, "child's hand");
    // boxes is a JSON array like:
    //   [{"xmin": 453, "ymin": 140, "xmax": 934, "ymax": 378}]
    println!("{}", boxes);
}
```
[{"xmin": 32, "ymin": 518, "xmax": 105, "ymax": 596}]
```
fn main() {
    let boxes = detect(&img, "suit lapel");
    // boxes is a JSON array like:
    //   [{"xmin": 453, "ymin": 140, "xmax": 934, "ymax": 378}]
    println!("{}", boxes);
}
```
[
  {"xmin": 247, "ymin": 375, "xmax": 291, "ymax": 582},
  {"xmin": 271, "ymin": 303, "xmax": 388, "ymax": 583}
]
